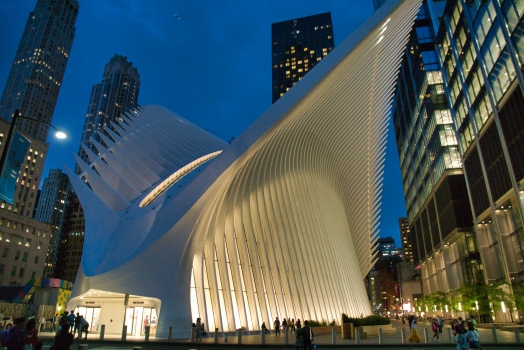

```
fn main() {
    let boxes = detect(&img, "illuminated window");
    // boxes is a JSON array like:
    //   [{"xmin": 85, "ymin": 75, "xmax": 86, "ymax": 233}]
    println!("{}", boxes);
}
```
[
  {"xmin": 298, "ymin": 69, "xmax": 303, "ymax": 72},
  {"xmin": 328, "ymin": 35, "xmax": 332, "ymax": 39},
  {"xmin": 310, "ymin": 50, "xmax": 315, "ymax": 54},
  {"xmin": 292, "ymin": 66, "xmax": 296, "ymax": 69},
  {"xmin": 273, "ymin": 65, "xmax": 278, "ymax": 68},
  {"xmin": 286, "ymin": 71, "xmax": 290, "ymax": 74},
  {"xmin": 323, "ymin": 48, "xmax": 327, "ymax": 52},
  {"xmin": 317, "ymin": 57, "xmax": 322, "ymax": 61},
  {"xmin": 304, "ymin": 47, "xmax": 308, "ymax": 51}
]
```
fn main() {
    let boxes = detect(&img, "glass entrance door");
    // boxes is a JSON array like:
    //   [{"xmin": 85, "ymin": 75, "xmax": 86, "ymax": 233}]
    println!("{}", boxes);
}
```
[{"xmin": 75, "ymin": 307, "xmax": 101, "ymax": 333}]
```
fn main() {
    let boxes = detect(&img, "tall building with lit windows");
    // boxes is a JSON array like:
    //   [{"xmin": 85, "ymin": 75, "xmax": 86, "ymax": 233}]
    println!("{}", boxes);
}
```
[
  {"xmin": 271, "ymin": 13, "xmax": 335, "ymax": 103},
  {"xmin": 0, "ymin": 0, "xmax": 78, "ymax": 218},
  {"xmin": 375, "ymin": 0, "xmax": 483, "ymax": 300},
  {"xmin": 436, "ymin": 0, "xmax": 524, "ymax": 296},
  {"xmin": 78, "ymin": 54, "xmax": 140, "ymax": 163},
  {"xmin": 399, "ymin": 217, "xmax": 413, "ymax": 262}
]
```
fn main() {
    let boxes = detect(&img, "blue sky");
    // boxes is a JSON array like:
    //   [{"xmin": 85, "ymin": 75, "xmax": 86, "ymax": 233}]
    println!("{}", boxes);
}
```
[{"xmin": 0, "ymin": 0, "xmax": 406, "ymax": 245}]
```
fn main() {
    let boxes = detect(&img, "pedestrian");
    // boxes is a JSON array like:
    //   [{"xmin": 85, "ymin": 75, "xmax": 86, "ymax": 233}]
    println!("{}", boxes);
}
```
[
  {"xmin": 454, "ymin": 324, "xmax": 468, "ymax": 350},
  {"xmin": 195, "ymin": 318, "xmax": 202, "ymax": 341},
  {"xmin": 261, "ymin": 322, "xmax": 268, "ymax": 334},
  {"xmin": 273, "ymin": 317, "xmax": 280, "ymax": 336},
  {"xmin": 470, "ymin": 316, "xmax": 477, "ymax": 330},
  {"xmin": 151, "ymin": 317, "xmax": 157, "ymax": 335},
  {"xmin": 466, "ymin": 322, "xmax": 480, "ymax": 349},
  {"xmin": 402, "ymin": 316, "xmax": 405, "ymax": 325},
  {"xmin": 295, "ymin": 323, "xmax": 303, "ymax": 350},
  {"xmin": 290, "ymin": 319, "xmax": 295, "ymax": 334},
  {"xmin": 67, "ymin": 311, "xmax": 75, "ymax": 333},
  {"xmin": 431, "ymin": 319, "xmax": 440, "ymax": 341},
  {"xmin": 51, "ymin": 321, "xmax": 74, "ymax": 350},
  {"xmin": 302, "ymin": 320, "xmax": 314, "ymax": 350},
  {"xmin": 25, "ymin": 317, "xmax": 42, "ymax": 350},
  {"xmin": 282, "ymin": 318, "xmax": 287, "ymax": 334},
  {"xmin": 73, "ymin": 313, "xmax": 80, "ymax": 338},
  {"xmin": 78, "ymin": 316, "xmax": 89, "ymax": 340},
  {"xmin": 143, "ymin": 316, "xmax": 150, "ymax": 334},
  {"xmin": 38, "ymin": 317, "xmax": 46, "ymax": 333},
  {"xmin": 6, "ymin": 317, "xmax": 28, "ymax": 350},
  {"xmin": 296, "ymin": 319, "xmax": 301, "ymax": 328},
  {"xmin": 437, "ymin": 316, "xmax": 443, "ymax": 334},
  {"xmin": 51, "ymin": 314, "xmax": 58, "ymax": 333}
]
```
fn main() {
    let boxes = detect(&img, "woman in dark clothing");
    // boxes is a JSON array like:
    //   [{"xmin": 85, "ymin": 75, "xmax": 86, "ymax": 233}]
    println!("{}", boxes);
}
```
[
  {"xmin": 51, "ymin": 322, "xmax": 74, "ymax": 350},
  {"xmin": 25, "ymin": 318, "xmax": 42, "ymax": 350}
]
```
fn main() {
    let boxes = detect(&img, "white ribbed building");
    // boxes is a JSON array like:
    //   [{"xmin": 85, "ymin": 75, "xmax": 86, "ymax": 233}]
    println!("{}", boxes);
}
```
[{"xmin": 66, "ymin": 0, "xmax": 420, "ymax": 338}]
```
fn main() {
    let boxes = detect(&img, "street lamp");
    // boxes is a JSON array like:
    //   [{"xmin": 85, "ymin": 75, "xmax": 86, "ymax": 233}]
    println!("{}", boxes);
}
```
[{"xmin": 0, "ymin": 109, "xmax": 67, "ymax": 204}]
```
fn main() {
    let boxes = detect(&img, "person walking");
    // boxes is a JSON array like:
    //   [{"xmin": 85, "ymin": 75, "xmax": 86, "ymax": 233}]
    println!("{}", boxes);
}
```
[
  {"xmin": 50, "ymin": 315, "xmax": 58, "ymax": 333},
  {"xmin": 73, "ymin": 313, "xmax": 80, "ymax": 338},
  {"xmin": 437, "ymin": 316, "xmax": 443, "ymax": 334},
  {"xmin": 282, "ymin": 318, "xmax": 288, "ymax": 334},
  {"xmin": 466, "ymin": 322, "xmax": 481, "ymax": 349},
  {"xmin": 470, "ymin": 316, "xmax": 477, "ymax": 330},
  {"xmin": 295, "ymin": 324, "xmax": 303, "ymax": 350},
  {"xmin": 431, "ymin": 319, "xmax": 440, "ymax": 341},
  {"xmin": 296, "ymin": 319, "xmax": 301, "ymax": 328},
  {"xmin": 6, "ymin": 317, "xmax": 28, "ymax": 350},
  {"xmin": 25, "ymin": 318, "xmax": 42, "ymax": 350},
  {"xmin": 302, "ymin": 320, "xmax": 314, "ymax": 350},
  {"xmin": 273, "ymin": 317, "xmax": 281, "ymax": 336},
  {"xmin": 290, "ymin": 319, "xmax": 295, "ymax": 334}
]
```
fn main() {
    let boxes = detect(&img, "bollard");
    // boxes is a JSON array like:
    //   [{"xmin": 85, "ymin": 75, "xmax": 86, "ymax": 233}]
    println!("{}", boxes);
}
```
[
  {"xmin": 424, "ymin": 327, "xmax": 429, "ymax": 343},
  {"xmin": 492, "ymin": 326, "xmax": 498, "ymax": 343},
  {"xmin": 238, "ymin": 329, "xmax": 242, "ymax": 344},
  {"xmin": 515, "ymin": 328, "xmax": 521, "ymax": 343},
  {"xmin": 191, "ymin": 327, "xmax": 195, "ymax": 343},
  {"xmin": 78, "ymin": 345, "xmax": 88, "ymax": 350},
  {"xmin": 262, "ymin": 328, "xmax": 266, "ymax": 345},
  {"xmin": 332, "ymin": 329, "xmax": 336, "ymax": 344},
  {"xmin": 355, "ymin": 327, "xmax": 360, "ymax": 344},
  {"xmin": 214, "ymin": 328, "xmax": 219, "ymax": 343},
  {"xmin": 168, "ymin": 326, "xmax": 173, "ymax": 342},
  {"xmin": 99, "ymin": 325, "xmax": 105, "ymax": 341},
  {"xmin": 379, "ymin": 328, "xmax": 384, "ymax": 344},
  {"xmin": 144, "ymin": 325, "xmax": 150, "ymax": 342},
  {"xmin": 447, "ymin": 327, "xmax": 453, "ymax": 343},
  {"xmin": 121, "ymin": 325, "xmax": 127, "ymax": 342},
  {"xmin": 401, "ymin": 328, "xmax": 407, "ymax": 344},
  {"xmin": 285, "ymin": 326, "xmax": 289, "ymax": 345},
  {"xmin": 225, "ymin": 332, "xmax": 228, "ymax": 342}
]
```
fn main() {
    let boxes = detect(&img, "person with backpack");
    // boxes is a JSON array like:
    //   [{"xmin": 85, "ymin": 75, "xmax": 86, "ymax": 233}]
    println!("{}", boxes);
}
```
[
  {"xmin": 466, "ymin": 322, "xmax": 481, "ymax": 349},
  {"xmin": 5, "ymin": 317, "xmax": 28, "ymax": 350},
  {"xmin": 302, "ymin": 320, "xmax": 314, "ymax": 350}
]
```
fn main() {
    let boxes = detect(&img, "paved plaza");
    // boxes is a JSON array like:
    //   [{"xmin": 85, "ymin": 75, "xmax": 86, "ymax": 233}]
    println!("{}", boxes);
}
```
[{"xmin": 37, "ymin": 320, "xmax": 523, "ymax": 349}]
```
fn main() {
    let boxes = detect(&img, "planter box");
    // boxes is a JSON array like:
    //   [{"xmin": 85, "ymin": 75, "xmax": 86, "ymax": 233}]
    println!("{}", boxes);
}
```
[
  {"xmin": 341, "ymin": 322, "xmax": 395, "ymax": 339},
  {"xmin": 311, "ymin": 325, "xmax": 340, "ymax": 335}
]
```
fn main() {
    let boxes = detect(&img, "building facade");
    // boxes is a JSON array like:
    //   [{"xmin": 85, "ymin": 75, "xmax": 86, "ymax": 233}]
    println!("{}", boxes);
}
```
[
  {"xmin": 388, "ymin": 0, "xmax": 483, "ymax": 298},
  {"xmin": 35, "ymin": 169, "xmax": 69, "ymax": 278},
  {"xmin": 436, "ymin": 0, "xmax": 524, "ymax": 293},
  {"xmin": 271, "ymin": 13, "xmax": 334, "ymax": 103},
  {"xmin": 0, "ymin": 0, "xmax": 78, "ymax": 217},
  {"xmin": 399, "ymin": 217, "xmax": 414, "ymax": 262},
  {"xmin": 0, "ymin": 208, "xmax": 50, "ymax": 285}
]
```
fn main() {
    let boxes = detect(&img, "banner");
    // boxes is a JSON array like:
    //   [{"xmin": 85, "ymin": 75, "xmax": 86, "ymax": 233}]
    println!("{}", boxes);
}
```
[{"xmin": 0, "ymin": 131, "xmax": 31, "ymax": 204}]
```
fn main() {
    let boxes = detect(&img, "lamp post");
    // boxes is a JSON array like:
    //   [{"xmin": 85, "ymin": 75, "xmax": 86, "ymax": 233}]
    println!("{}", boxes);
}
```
[{"xmin": 0, "ymin": 109, "xmax": 66, "ymax": 204}]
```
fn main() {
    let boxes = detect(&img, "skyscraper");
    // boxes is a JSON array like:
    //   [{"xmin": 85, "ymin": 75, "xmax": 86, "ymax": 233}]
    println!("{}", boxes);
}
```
[
  {"xmin": 79, "ymin": 54, "xmax": 140, "ymax": 163},
  {"xmin": 0, "ymin": 0, "xmax": 79, "ymax": 217},
  {"xmin": 271, "ymin": 13, "xmax": 334, "ymax": 103},
  {"xmin": 398, "ymin": 217, "xmax": 413, "ymax": 263},
  {"xmin": 436, "ymin": 0, "xmax": 524, "ymax": 295},
  {"xmin": 54, "ymin": 55, "xmax": 140, "ymax": 281},
  {"xmin": 0, "ymin": 0, "xmax": 79, "ymax": 143},
  {"xmin": 35, "ymin": 168, "xmax": 69, "ymax": 277}
]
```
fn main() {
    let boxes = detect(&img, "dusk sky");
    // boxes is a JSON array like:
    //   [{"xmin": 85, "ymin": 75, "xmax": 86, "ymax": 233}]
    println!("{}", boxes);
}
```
[{"xmin": 0, "ymin": 1, "xmax": 407, "ymax": 244}]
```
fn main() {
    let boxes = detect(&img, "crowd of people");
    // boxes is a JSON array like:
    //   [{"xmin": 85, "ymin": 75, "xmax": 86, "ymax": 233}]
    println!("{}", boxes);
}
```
[{"xmin": 402, "ymin": 314, "xmax": 481, "ymax": 350}]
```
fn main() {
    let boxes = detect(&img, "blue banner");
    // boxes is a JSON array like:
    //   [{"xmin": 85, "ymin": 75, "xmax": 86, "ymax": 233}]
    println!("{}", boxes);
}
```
[{"xmin": 0, "ymin": 131, "xmax": 31, "ymax": 204}]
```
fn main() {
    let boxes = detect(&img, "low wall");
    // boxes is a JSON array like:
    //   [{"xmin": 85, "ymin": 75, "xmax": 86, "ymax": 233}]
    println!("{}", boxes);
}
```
[
  {"xmin": 341, "ymin": 322, "xmax": 395, "ymax": 339},
  {"xmin": 311, "ymin": 325, "xmax": 341, "ymax": 334}
]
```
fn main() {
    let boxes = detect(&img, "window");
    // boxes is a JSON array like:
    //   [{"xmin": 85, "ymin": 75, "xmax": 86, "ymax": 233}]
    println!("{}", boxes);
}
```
[
  {"xmin": 2, "ymin": 248, "xmax": 8, "ymax": 257},
  {"xmin": 22, "ymin": 252, "xmax": 28, "ymax": 262},
  {"xmin": 15, "ymin": 251, "xmax": 20, "ymax": 260},
  {"xmin": 11, "ymin": 267, "xmax": 16, "ymax": 277},
  {"xmin": 19, "ymin": 268, "xmax": 24, "ymax": 278},
  {"xmin": 25, "ymin": 239, "xmax": 31, "ymax": 248},
  {"xmin": 38, "ymin": 242, "xmax": 41, "ymax": 250},
  {"xmin": 0, "ymin": 264, "xmax": 4, "ymax": 274},
  {"xmin": 31, "ymin": 271, "xmax": 36, "ymax": 279},
  {"xmin": 34, "ymin": 256, "xmax": 38, "ymax": 264}
]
